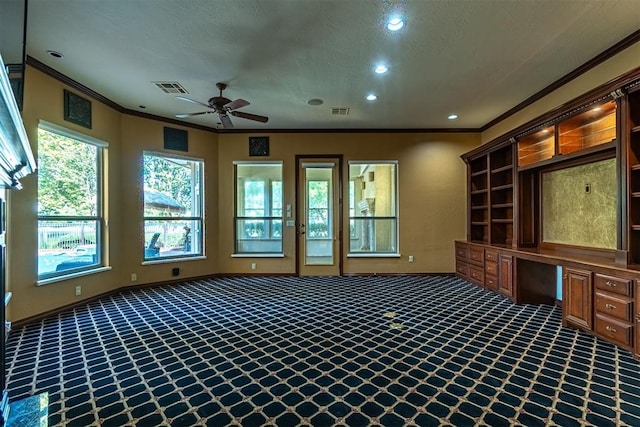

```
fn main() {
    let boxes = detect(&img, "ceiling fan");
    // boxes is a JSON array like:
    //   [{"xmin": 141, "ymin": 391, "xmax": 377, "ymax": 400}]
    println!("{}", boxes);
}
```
[{"xmin": 175, "ymin": 82, "xmax": 269, "ymax": 128}]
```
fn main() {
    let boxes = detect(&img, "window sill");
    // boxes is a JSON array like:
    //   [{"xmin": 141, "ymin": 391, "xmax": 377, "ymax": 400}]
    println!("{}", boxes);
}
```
[
  {"xmin": 142, "ymin": 255, "xmax": 206, "ymax": 266},
  {"xmin": 232, "ymin": 253, "xmax": 285, "ymax": 258},
  {"xmin": 347, "ymin": 253, "xmax": 401, "ymax": 258},
  {"xmin": 37, "ymin": 266, "xmax": 112, "ymax": 286}
]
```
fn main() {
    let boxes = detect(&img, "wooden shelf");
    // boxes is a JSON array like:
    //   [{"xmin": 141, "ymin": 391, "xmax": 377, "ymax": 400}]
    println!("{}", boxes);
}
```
[
  {"xmin": 631, "ymin": 125, "xmax": 640, "ymax": 133},
  {"xmin": 471, "ymin": 222, "xmax": 488, "ymax": 226},
  {"xmin": 631, "ymin": 163, "xmax": 640, "ymax": 171},
  {"xmin": 632, "ymin": 192, "xmax": 640, "ymax": 198},
  {"xmin": 492, "ymin": 219, "xmax": 513, "ymax": 223},
  {"xmin": 632, "ymin": 225, "xmax": 640, "ymax": 231},
  {"xmin": 471, "ymin": 189, "xmax": 488, "ymax": 195},
  {"xmin": 492, "ymin": 203, "xmax": 513, "ymax": 209},
  {"xmin": 491, "ymin": 165, "xmax": 513, "ymax": 174},
  {"xmin": 471, "ymin": 169, "xmax": 488, "ymax": 177},
  {"xmin": 492, "ymin": 184, "xmax": 513, "ymax": 191},
  {"xmin": 471, "ymin": 205, "xmax": 488, "ymax": 210}
]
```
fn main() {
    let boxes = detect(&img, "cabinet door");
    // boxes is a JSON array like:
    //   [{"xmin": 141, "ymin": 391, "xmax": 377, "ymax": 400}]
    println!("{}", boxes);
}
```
[
  {"xmin": 563, "ymin": 268, "xmax": 593, "ymax": 331},
  {"xmin": 498, "ymin": 254, "xmax": 513, "ymax": 298},
  {"xmin": 636, "ymin": 281, "xmax": 640, "ymax": 359}
]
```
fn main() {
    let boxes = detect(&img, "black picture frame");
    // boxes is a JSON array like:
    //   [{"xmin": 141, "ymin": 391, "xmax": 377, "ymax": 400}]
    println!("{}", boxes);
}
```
[
  {"xmin": 249, "ymin": 136, "xmax": 269, "ymax": 157},
  {"xmin": 164, "ymin": 127, "xmax": 189, "ymax": 152},
  {"xmin": 64, "ymin": 89, "xmax": 92, "ymax": 129}
]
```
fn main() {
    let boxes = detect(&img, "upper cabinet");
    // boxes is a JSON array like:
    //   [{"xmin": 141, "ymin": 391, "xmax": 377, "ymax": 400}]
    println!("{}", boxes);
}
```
[
  {"xmin": 558, "ymin": 100, "xmax": 617, "ymax": 156},
  {"xmin": 517, "ymin": 100, "xmax": 617, "ymax": 169}
]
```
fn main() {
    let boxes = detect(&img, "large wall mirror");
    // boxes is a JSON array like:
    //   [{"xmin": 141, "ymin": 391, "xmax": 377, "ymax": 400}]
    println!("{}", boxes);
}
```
[{"xmin": 0, "ymin": 0, "xmax": 27, "ymax": 109}]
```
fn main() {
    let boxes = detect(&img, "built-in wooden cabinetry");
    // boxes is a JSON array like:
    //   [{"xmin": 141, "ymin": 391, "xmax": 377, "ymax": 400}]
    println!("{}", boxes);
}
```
[
  {"xmin": 457, "ymin": 68, "xmax": 640, "ymax": 357},
  {"xmin": 563, "ymin": 268, "xmax": 593, "ymax": 331}
]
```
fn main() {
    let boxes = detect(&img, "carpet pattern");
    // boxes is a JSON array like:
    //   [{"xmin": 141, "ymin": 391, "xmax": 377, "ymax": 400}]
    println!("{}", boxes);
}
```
[{"xmin": 5, "ymin": 275, "xmax": 640, "ymax": 426}]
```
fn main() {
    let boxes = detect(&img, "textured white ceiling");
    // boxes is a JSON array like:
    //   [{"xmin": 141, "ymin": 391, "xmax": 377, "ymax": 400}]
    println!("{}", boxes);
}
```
[{"xmin": 6, "ymin": 0, "xmax": 640, "ymax": 130}]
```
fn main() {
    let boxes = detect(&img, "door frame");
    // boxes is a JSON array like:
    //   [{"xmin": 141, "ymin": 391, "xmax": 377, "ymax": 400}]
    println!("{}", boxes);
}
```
[{"xmin": 295, "ymin": 154, "xmax": 344, "ymax": 276}]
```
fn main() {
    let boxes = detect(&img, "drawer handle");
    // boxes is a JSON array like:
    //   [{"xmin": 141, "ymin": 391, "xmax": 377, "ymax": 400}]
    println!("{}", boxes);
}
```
[
  {"xmin": 605, "ymin": 326, "xmax": 617, "ymax": 333},
  {"xmin": 605, "ymin": 281, "xmax": 617, "ymax": 287},
  {"xmin": 605, "ymin": 304, "xmax": 617, "ymax": 310}
]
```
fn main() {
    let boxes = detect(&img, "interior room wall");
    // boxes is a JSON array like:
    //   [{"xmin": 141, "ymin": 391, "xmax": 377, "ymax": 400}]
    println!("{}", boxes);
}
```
[
  {"xmin": 9, "ymin": 66, "xmax": 122, "ymax": 322},
  {"xmin": 119, "ymin": 115, "xmax": 219, "ymax": 287},
  {"xmin": 481, "ymin": 41, "xmax": 640, "ymax": 144},
  {"xmin": 217, "ymin": 132, "xmax": 480, "ymax": 275}
]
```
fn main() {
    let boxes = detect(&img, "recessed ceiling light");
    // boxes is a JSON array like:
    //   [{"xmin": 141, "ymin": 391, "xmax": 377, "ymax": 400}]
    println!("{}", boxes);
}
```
[
  {"xmin": 387, "ymin": 17, "xmax": 404, "ymax": 31},
  {"xmin": 448, "ymin": 114, "xmax": 458, "ymax": 120},
  {"xmin": 366, "ymin": 94, "xmax": 378, "ymax": 101},
  {"xmin": 308, "ymin": 98, "xmax": 324, "ymax": 106},
  {"xmin": 47, "ymin": 50, "xmax": 64, "ymax": 59},
  {"xmin": 374, "ymin": 64, "xmax": 388, "ymax": 74}
]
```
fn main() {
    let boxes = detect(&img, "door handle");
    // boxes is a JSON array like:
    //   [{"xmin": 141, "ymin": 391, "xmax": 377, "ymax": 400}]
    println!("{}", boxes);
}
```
[{"xmin": 299, "ymin": 223, "xmax": 305, "ymax": 235}]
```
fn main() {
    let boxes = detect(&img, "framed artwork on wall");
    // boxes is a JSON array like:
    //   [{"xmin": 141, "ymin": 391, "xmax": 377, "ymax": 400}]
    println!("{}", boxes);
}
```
[{"xmin": 249, "ymin": 136, "xmax": 269, "ymax": 157}]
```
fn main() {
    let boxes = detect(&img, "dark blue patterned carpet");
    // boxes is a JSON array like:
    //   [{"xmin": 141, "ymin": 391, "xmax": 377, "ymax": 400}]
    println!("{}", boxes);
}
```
[{"xmin": 5, "ymin": 275, "xmax": 640, "ymax": 426}]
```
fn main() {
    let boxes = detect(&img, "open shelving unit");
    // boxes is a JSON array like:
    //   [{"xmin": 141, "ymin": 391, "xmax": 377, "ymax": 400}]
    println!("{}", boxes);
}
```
[
  {"xmin": 489, "ymin": 145, "xmax": 514, "ymax": 246},
  {"xmin": 627, "ymin": 89, "xmax": 640, "ymax": 264},
  {"xmin": 469, "ymin": 156, "xmax": 489, "ymax": 243}
]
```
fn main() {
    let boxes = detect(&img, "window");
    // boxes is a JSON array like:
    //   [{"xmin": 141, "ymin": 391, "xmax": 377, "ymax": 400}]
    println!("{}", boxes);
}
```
[
  {"xmin": 37, "ymin": 122, "xmax": 106, "ymax": 279},
  {"xmin": 143, "ymin": 152, "xmax": 204, "ymax": 260},
  {"xmin": 235, "ymin": 162, "xmax": 283, "ymax": 254},
  {"xmin": 348, "ymin": 162, "xmax": 398, "ymax": 254}
]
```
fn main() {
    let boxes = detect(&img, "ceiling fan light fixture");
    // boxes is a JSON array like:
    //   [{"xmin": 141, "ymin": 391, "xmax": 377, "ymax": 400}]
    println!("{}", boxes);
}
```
[
  {"xmin": 374, "ymin": 64, "xmax": 388, "ymax": 74},
  {"xmin": 307, "ymin": 98, "xmax": 324, "ymax": 106},
  {"xmin": 387, "ymin": 17, "xmax": 404, "ymax": 31}
]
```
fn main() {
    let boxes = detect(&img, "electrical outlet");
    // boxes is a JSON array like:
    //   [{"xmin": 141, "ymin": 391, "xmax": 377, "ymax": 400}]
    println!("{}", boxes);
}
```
[
  {"xmin": 75, "ymin": 285, "xmax": 81, "ymax": 296},
  {"xmin": 131, "ymin": 273, "xmax": 137, "ymax": 282},
  {"xmin": 408, "ymin": 255, "xmax": 414, "ymax": 263},
  {"xmin": 251, "ymin": 263, "xmax": 257, "ymax": 270}
]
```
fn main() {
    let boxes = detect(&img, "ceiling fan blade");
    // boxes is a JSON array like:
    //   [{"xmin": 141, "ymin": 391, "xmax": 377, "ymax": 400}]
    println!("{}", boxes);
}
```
[
  {"xmin": 175, "ymin": 96, "xmax": 211, "ymax": 109},
  {"xmin": 175, "ymin": 111, "xmax": 215, "ymax": 118},
  {"xmin": 224, "ymin": 98, "xmax": 250, "ymax": 111},
  {"xmin": 219, "ymin": 113, "xmax": 234, "ymax": 128},
  {"xmin": 231, "ymin": 110, "xmax": 269, "ymax": 123}
]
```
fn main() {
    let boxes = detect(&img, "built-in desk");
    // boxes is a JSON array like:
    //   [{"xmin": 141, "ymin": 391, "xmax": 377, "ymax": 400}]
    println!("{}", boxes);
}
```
[{"xmin": 455, "ymin": 240, "xmax": 640, "ymax": 359}]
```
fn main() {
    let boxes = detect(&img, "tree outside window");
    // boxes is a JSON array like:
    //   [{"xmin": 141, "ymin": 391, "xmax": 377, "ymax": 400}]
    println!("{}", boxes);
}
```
[
  {"xmin": 143, "ymin": 152, "xmax": 204, "ymax": 260},
  {"xmin": 37, "ymin": 123, "xmax": 105, "ymax": 279}
]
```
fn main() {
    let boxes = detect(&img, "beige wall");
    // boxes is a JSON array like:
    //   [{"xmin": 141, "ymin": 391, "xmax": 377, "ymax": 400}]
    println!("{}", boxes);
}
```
[
  {"xmin": 482, "ymin": 41, "xmax": 640, "ymax": 144},
  {"xmin": 8, "ymin": 67, "xmax": 219, "ymax": 322},
  {"xmin": 217, "ymin": 132, "xmax": 478, "ymax": 275}
]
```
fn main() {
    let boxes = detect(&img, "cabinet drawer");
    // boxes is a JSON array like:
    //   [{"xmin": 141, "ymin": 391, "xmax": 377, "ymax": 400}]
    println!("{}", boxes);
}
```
[
  {"xmin": 594, "ymin": 274, "xmax": 632, "ymax": 297},
  {"xmin": 595, "ymin": 292, "xmax": 633, "ymax": 322},
  {"xmin": 485, "ymin": 250, "xmax": 498, "ymax": 263},
  {"xmin": 456, "ymin": 262, "xmax": 469, "ymax": 278},
  {"xmin": 595, "ymin": 314, "xmax": 633, "ymax": 348},
  {"xmin": 469, "ymin": 265, "xmax": 485, "ymax": 285},
  {"xmin": 485, "ymin": 261, "xmax": 498, "ymax": 276},
  {"xmin": 469, "ymin": 247, "xmax": 485, "ymax": 266},
  {"xmin": 456, "ymin": 243, "xmax": 469, "ymax": 260},
  {"xmin": 485, "ymin": 275, "xmax": 498, "ymax": 291}
]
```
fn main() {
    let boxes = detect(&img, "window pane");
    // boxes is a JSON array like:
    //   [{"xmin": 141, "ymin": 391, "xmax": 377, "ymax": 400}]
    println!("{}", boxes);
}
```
[
  {"xmin": 38, "ymin": 219, "xmax": 99, "ymax": 275},
  {"xmin": 144, "ymin": 219, "xmax": 201, "ymax": 259},
  {"xmin": 37, "ymin": 128, "xmax": 98, "ymax": 216},
  {"xmin": 144, "ymin": 154, "xmax": 201, "ymax": 218},
  {"xmin": 236, "ymin": 219, "xmax": 283, "ymax": 253},
  {"xmin": 349, "ymin": 218, "xmax": 397, "ymax": 253},
  {"xmin": 235, "ymin": 163, "xmax": 283, "ymax": 253},
  {"xmin": 143, "ymin": 153, "xmax": 204, "ymax": 260},
  {"xmin": 348, "ymin": 163, "xmax": 398, "ymax": 254},
  {"xmin": 308, "ymin": 180, "xmax": 328, "ymax": 209}
]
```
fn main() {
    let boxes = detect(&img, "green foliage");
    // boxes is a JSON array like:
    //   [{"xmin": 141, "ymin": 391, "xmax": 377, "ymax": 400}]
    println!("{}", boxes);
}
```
[
  {"xmin": 38, "ymin": 129, "xmax": 98, "ymax": 216},
  {"xmin": 143, "ymin": 154, "xmax": 195, "ymax": 215}
]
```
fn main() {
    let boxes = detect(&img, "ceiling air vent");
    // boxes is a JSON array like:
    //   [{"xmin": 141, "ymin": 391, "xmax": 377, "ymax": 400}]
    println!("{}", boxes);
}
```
[
  {"xmin": 331, "ymin": 107, "xmax": 350, "ymax": 116},
  {"xmin": 153, "ymin": 81, "xmax": 188, "ymax": 94}
]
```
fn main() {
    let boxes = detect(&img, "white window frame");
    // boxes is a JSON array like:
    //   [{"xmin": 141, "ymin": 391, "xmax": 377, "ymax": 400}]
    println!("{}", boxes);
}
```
[
  {"xmin": 234, "ymin": 161, "xmax": 283, "ymax": 255},
  {"xmin": 347, "ymin": 160, "xmax": 399, "ymax": 257},
  {"xmin": 142, "ymin": 151, "xmax": 205, "ymax": 262},
  {"xmin": 36, "ymin": 121, "xmax": 108, "ymax": 283}
]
